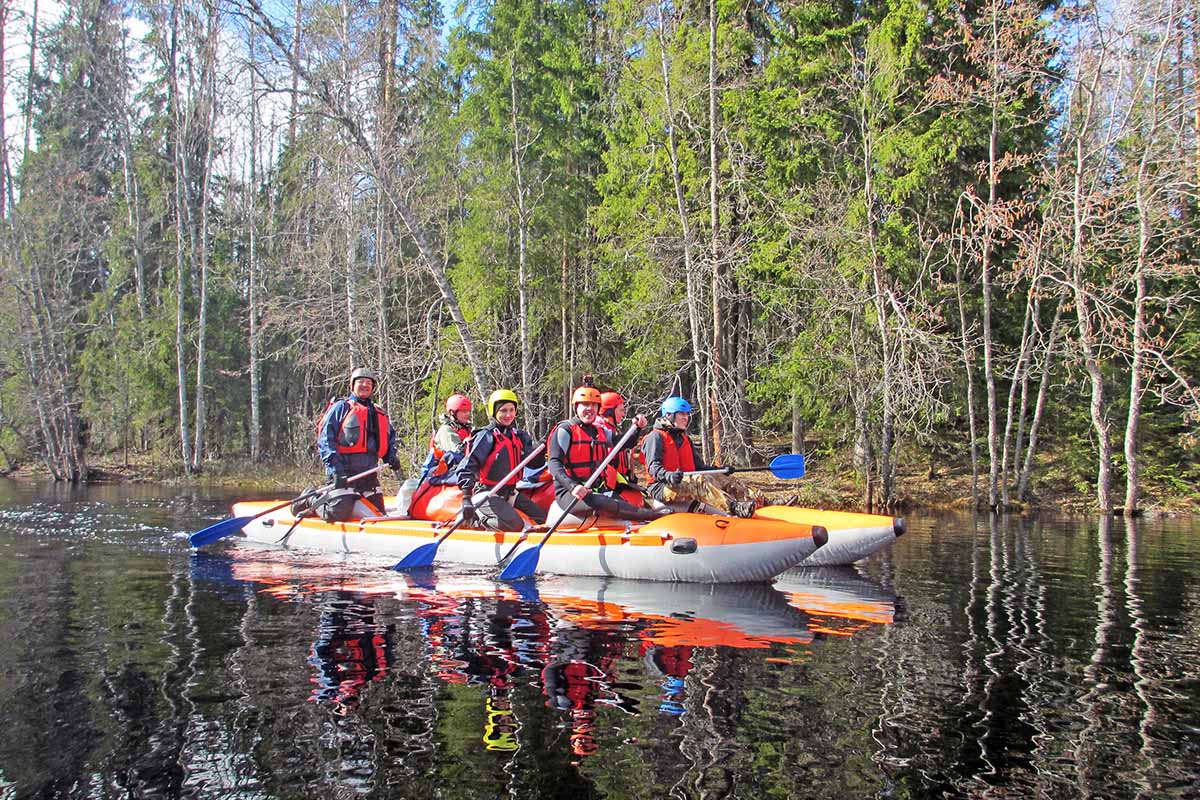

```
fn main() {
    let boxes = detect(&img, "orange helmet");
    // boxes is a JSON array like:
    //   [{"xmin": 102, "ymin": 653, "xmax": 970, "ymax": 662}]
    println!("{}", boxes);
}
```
[
  {"xmin": 572, "ymin": 386, "xmax": 602, "ymax": 406},
  {"xmin": 599, "ymin": 391, "xmax": 624, "ymax": 411}
]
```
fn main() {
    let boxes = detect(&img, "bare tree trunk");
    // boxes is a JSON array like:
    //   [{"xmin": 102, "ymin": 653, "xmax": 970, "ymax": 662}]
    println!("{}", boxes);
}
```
[
  {"xmin": 1124, "ymin": 9, "xmax": 1174, "ymax": 516},
  {"xmin": 981, "ymin": 8, "xmax": 1002, "ymax": 511},
  {"xmin": 0, "ymin": 0, "xmax": 11, "ymax": 213},
  {"xmin": 117, "ymin": 26, "xmax": 147, "ymax": 319},
  {"xmin": 21, "ymin": 0, "xmax": 37, "ymax": 163},
  {"xmin": 1017, "ymin": 296, "xmax": 1062, "ymax": 501},
  {"xmin": 192, "ymin": 0, "xmax": 219, "ymax": 471},
  {"xmin": 954, "ymin": 243, "xmax": 980, "ymax": 508},
  {"xmin": 1072, "ymin": 134, "xmax": 1112, "ymax": 513},
  {"xmin": 169, "ymin": 0, "xmax": 193, "ymax": 474},
  {"xmin": 707, "ymin": 0, "xmax": 723, "ymax": 463},
  {"xmin": 1000, "ymin": 285, "xmax": 1037, "ymax": 508},
  {"xmin": 656, "ymin": 3, "xmax": 709, "ymax": 459},
  {"xmin": 510, "ymin": 56, "xmax": 531, "ymax": 408},
  {"xmin": 288, "ymin": 0, "xmax": 302, "ymax": 148},
  {"xmin": 248, "ymin": 26, "xmax": 261, "ymax": 461}
]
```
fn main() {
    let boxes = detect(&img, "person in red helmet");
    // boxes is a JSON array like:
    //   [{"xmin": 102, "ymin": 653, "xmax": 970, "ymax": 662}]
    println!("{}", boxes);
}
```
[
  {"xmin": 421, "ymin": 393, "xmax": 474, "ymax": 485},
  {"xmin": 546, "ymin": 382, "xmax": 666, "ymax": 525},
  {"xmin": 595, "ymin": 390, "xmax": 649, "ymax": 500}
]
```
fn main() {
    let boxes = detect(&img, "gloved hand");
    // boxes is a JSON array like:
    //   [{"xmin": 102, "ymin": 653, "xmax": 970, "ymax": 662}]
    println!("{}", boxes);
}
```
[
  {"xmin": 666, "ymin": 470, "xmax": 684, "ymax": 486},
  {"xmin": 721, "ymin": 466, "xmax": 734, "ymax": 475},
  {"xmin": 459, "ymin": 499, "xmax": 477, "ymax": 524},
  {"xmin": 387, "ymin": 456, "xmax": 403, "ymax": 472},
  {"xmin": 333, "ymin": 474, "xmax": 348, "ymax": 490}
]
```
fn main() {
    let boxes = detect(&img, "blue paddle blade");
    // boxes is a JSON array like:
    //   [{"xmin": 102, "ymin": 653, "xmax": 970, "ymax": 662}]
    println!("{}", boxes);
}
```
[
  {"xmin": 188, "ymin": 515, "xmax": 251, "ymax": 548},
  {"xmin": 499, "ymin": 546, "xmax": 541, "ymax": 581},
  {"xmin": 768, "ymin": 454, "xmax": 806, "ymax": 479},
  {"xmin": 393, "ymin": 542, "xmax": 440, "ymax": 571}
]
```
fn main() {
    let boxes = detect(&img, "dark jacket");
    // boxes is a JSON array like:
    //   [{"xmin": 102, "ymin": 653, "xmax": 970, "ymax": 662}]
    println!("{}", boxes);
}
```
[
  {"xmin": 454, "ymin": 422, "xmax": 542, "ymax": 496},
  {"xmin": 640, "ymin": 418, "xmax": 712, "ymax": 484}
]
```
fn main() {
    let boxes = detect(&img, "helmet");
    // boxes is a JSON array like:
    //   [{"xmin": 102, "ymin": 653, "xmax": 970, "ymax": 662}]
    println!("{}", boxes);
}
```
[
  {"xmin": 446, "ymin": 393, "xmax": 472, "ymax": 413},
  {"xmin": 487, "ymin": 389, "xmax": 520, "ymax": 418},
  {"xmin": 660, "ymin": 396, "xmax": 692, "ymax": 417},
  {"xmin": 572, "ymin": 386, "xmax": 602, "ymax": 406},
  {"xmin": 599, "ymin": 391, "xmax": 624, "ymax": 412},
  {"xmin": 350, "ymin": 367, "xmax": 378, "ymax": 386}
]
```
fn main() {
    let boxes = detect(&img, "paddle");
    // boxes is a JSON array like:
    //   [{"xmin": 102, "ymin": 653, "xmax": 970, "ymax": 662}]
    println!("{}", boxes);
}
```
[
  {"xmin": 685, "ymin": 453, "xmax": 806, "ymax": 480},
  {"xmin": 391, "ymin": 443, "xmax": 547, "ymax": 571},
  {"xmin": 498, "ymin": 421, "xmax": 641, "ymax": 581},
  {"xmin": 188, "ymin": 465, "xmax": 385, "ymax": 548}
]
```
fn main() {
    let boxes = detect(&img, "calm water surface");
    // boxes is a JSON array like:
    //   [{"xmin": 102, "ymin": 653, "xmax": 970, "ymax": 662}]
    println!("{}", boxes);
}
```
[{"xmin": 0, "ymin": 480, "xmax": 1197, "ymax": 799}]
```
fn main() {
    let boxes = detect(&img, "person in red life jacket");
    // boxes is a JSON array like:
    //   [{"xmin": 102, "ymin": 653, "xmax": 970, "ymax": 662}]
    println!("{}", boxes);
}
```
[
  {"xmin": 453, "ymin": 389, "xmax": 548, "ymax": 531},
  {"xmin": 316, "ymin": 367, "xmax": 401, "ymax": 518},
  {"xmin": 641, "ymin": 395, "xmax": 763, "ymax": 517},
  {"xmin": 422, "ymin": 393, "xmax": 474, "ymax": 485},
  {"xmin": 546, "ymin": 384, "xmax": 667, "ymax": 525},
  {"xmin": 595, "ymin": 391, "xmax": 648, "ymax": 488}
]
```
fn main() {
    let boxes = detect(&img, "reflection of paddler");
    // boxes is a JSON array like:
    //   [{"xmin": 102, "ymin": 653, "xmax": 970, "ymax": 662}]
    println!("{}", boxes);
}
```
[
  {"xmin": 484, "ymin": 694, "xmax": 520, "ymax": 752},
  {"xmin": 308, "ymin": 597, "xmax": 395, "ymax": 714},
  {"xmin": 641, "ymin": 643, "xmax": 694, "ymax": 716}
]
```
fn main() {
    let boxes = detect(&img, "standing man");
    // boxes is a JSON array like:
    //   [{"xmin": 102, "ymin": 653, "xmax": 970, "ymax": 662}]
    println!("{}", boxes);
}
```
[{"xmin": 317, "ymin": 367, "xmax": 402, "ymax": 517}]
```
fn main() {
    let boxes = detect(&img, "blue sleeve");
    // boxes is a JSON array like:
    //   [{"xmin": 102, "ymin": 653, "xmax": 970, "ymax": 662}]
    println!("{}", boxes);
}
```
[{"xmin": 317, "ymin": 401, "xmax": 347, "ymax": 470}]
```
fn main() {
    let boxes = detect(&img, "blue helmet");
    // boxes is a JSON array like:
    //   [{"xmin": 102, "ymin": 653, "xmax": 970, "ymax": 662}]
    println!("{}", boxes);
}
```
[{"xmin": 660, "ymin": 396, "xmax": 693, "ymax": 417}]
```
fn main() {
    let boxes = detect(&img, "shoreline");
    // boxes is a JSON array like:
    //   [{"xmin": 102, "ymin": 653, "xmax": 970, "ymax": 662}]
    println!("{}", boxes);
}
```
[{"xmin": 5, "ymin": 454, "xmax": 1196, "ymax": 518}]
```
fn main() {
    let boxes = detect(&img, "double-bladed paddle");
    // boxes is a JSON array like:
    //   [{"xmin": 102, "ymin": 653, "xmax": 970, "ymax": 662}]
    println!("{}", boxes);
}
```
[
  {"xmin": 188, "ymin": 465, "xmax": 385, "ymax": 548},
  {"xmin": 498, "ymin": 421, "xmax": 641, "ymax": 581},
  {"xmin": 391, "ymin": 443, "xmax": 547, "ymax": 571},
  {"xmin": 685, "ymin": 453, "xmax": 806, "ymax": 480}
]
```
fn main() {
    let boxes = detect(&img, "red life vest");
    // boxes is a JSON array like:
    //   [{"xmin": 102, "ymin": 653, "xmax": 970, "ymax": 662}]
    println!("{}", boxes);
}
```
[
  {"xmin": 648, "ymin": 428, "xmax": 696, "ymax": 478},
  {"xmin": 595, "ymin": 416, "xmax": 633, "ymax": 482},
  {"xmin": 559, "ymin": 422, "xmax": 618, "ymax": 490},
  {"xmin": 478, "ymin": 427, "xmax": 524, "ymax": 487},
  {"xmin": 329, "ymin": 400, "xmax": 389, "ymax": 457}
]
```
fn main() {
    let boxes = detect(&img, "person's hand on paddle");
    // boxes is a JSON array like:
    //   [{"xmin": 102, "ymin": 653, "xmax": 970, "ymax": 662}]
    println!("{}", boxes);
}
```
[
  {"xmin": 571, "ymin": 483, "xmax": 590, "ymax": 501},
  {"xmin": 666, "ymin": 470, "xmax": 684, "ymax": 486},
  {"xmin": 459, "ymin": 498, "xmax": 477, "ymax": 524},
  {"xmin": 633, "ymin": 413, "xmax": 649, "ymax": 428},
  {"xmin": 333, "ymin": 474, "xmax": 348, "ymax": 490},
  {"xmin": 721, "ymin": 466, "xmax": 734, "ymax": 475},
  {"xmin": 387, "ymin": 456, "xmax": 402, "ymax": 472}
]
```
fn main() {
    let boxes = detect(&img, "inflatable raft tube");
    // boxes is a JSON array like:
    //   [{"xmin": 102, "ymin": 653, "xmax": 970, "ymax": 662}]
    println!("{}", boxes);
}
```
[
  {"xmin": 230, "ymin": 500, "xmax": 828, "ymax": 583},
  {"xmin": 753, "ymin": 506, "xmax": 904, "ymax": 566}
]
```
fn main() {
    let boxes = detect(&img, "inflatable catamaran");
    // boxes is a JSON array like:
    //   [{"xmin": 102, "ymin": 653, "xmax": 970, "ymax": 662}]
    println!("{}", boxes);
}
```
[{"xmin": 224, "ymin": 498, "xmax": 902, "ymax": 583}]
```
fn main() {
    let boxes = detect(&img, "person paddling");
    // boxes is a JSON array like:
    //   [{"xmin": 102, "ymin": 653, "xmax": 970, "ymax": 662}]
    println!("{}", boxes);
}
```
[
  {"xmin": 595, "ymin": 390, "xmax": 650, "ymax": 504},
  {"xmin": 315, "ymin": 368, "xmax": 402, "ymax": 519},
  {"xmin": 641, "ymin": 396, "xmax": 763, "ymax": 517},
  {"xmin": 453, "ymin": 389, "xmax": 548, "ymax": 531},
  {"xmin": 546, "ymin": 384, "xmax": 667, "ymax": 526}
]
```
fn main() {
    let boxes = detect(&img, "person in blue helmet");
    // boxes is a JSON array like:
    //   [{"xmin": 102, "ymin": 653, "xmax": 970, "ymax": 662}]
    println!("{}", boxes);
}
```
[{"xmin": 640, "ymin": 396, "xmax": 762, "ymax": 517}]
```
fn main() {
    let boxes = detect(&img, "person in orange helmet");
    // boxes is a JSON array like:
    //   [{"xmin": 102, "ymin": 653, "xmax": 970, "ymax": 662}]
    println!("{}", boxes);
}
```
[{"xmin": 546, "ymin": 381, "xmax": 666, "ymax": 525}]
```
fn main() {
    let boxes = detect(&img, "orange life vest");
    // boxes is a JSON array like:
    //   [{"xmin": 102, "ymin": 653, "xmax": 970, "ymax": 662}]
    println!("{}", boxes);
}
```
[
  {"xmin": 559, "ymin": 422, "xmax": 618, "ymax": 490},
  {"xmin": 479, "ymin": 428, "xmax": 524, "ymax": 488},
  {"xmin": 648, "ymin": 428, "xmax": 696, "ymax": 477},
  {"xmin": 328, "ymin": 400, "xmax": 389, "ymax": 457}
]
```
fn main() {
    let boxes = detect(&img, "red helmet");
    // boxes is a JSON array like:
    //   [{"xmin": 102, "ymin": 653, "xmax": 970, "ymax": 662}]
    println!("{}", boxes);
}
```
[
  {"xmin": 446, "ymin": 393, "xmax": 472, "ymax": 413},
  {"xmin": 599, "ymin": 391, "xmax": 624, "ymax": 411}
]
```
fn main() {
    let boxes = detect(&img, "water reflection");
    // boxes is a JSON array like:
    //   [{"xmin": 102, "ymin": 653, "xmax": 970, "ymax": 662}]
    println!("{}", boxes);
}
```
[{"xmin": 3, "ymin": 490, "xmax": 1200, "ymax": 798}]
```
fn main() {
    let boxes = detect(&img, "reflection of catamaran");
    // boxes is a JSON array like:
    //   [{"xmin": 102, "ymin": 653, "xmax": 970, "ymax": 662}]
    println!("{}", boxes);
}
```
[
  {"xmin": 222, "ymin": 499, "xmax": 902, "ymax": 581},
  {"xmin": 772, "ymin": 566, "xmax": 899, "ymax": 634}
]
